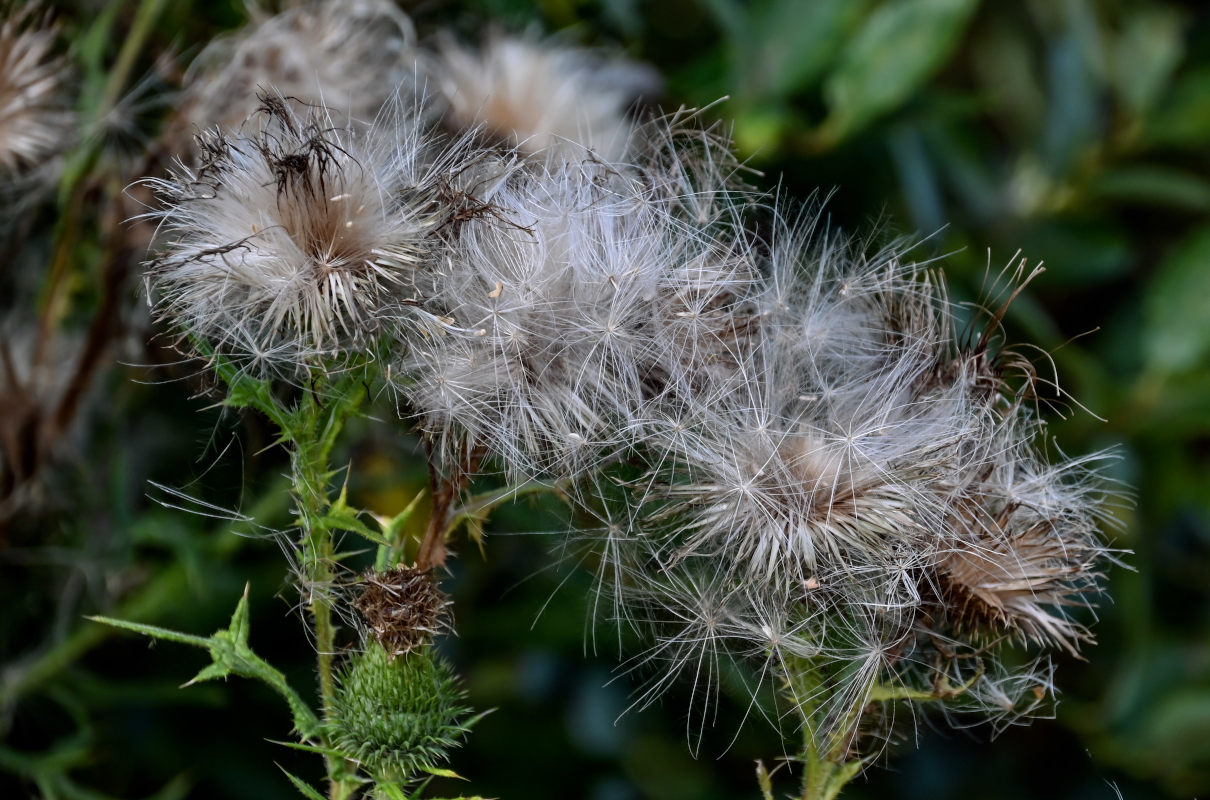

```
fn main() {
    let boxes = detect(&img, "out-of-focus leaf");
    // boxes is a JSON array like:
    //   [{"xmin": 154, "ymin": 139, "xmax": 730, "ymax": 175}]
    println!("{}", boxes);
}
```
[
  {"xmin": 1089, "ymin": 166, "xmax": 1210, "ymax": 211},
  {"xmin": 1042, "ymin": 33, "xmax": 1099, "ymax": 174},
  {"xmin": 1112, "ymin": 6, "xmax": 1184, "ymax": 116},
  {"xmin": 1144, "ymin": 67, "xmax": 1210, "ymax": 148},
  {"xmin": 1144, "ymin": 225, "xmax": 1210, "ymax": 374},
  {"xmin": 921, "ymin": 119, "xmax": 1002, "ymax": 224},
  {"xmin": 1018, "ymin": 219, "xmax": 1132, "ymax": 288},
  {"xmin": 819, "ymin": 0, "xmax": 979, "ymax": 143},
  {"xmin": 886, "ymin": 123, "xmax": 944, "ymax": 234},
  {"xmin": 736, "ymin": 0, "xmax": 862, "ymax": 101},
  {"xmin": 1130, "ymin": 370, "xmax": 1210, "ymax": 436},
  {"xmin": 970, "ymin": 15, "xmax": 1046, "ymax": 139},
  {"xmin": 732, "ymin": 105, "xmax": 793, "ymax": 157},
  {"xmin": 669, "ymin": 49, "xmax": 730, "ymax": 106},
  {"xmin": 1136, "ymin": 689, "xmax": 1210, "ymax": 784}
]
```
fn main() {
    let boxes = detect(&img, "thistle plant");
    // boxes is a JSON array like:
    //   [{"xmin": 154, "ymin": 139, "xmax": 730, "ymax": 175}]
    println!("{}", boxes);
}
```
[{"xmin": 80, "ymin": 3, "xmax": 1120, "ymax": 799}]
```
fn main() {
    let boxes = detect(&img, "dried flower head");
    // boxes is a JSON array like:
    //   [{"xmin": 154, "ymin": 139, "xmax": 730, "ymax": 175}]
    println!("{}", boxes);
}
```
[
  {"xmin": 179, "ymin": 0, "xmax": 417, "ymax": 134},
  {"xmin": 428, "ymin": 32, "xmax": 657, "ymax": 160},
  {"xmin": 580, "ymin": 216, "xmax": 1118, "ymax": 754},
  {"xmin": 144, "ymin": 98, "xmax": 463, "ymax": 374},
  {"xmin": 399, "ymin": 146, "xmax": 757, "ymax": 481},
  {"xmin": 0, "ymin": 3, "xmax": 69, "ymax": 173},
  {"xmin": 355, "ymin": 565, "xmax": 451, "ymax": 658}
]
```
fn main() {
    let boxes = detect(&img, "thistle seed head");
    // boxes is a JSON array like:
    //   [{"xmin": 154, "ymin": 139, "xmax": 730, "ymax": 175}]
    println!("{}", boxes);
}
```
[
  {"xmin": 0, "ymin": 3, "xmax": 69, "ymax": 173},
  {"xmin": 178, "ymin": 0, "xmax": 417, "ymax": 134},
  {"xmin": 428, "ymin": 32, "xmax": 657, "ymax": 161},
  {"xmin": 581, "ymin": 215, "xmax": 1118, "ymax": 754},
  {"xmin": 144, "ymin": 98, "xmax": 462, "ymax": 375}
]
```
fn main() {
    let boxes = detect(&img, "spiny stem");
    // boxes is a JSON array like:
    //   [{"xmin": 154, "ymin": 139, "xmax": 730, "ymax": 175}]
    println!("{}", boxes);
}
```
[
  {"xmin": 782, "ymin": 659, "xmax": 863, "ymax": 800},
  {"xmin": 283, "ymin": 376, "xmax": 366, "ymax": 798}
]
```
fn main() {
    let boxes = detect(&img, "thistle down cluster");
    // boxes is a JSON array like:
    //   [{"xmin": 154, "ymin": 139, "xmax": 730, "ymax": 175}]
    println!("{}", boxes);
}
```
[
  {"xmin": 0, "ymin": 3, "xmax": 69, "ymax": 174},
  {"xmin": 143, "ymin": 0, "xmax": 1116, "ymax": 764}
]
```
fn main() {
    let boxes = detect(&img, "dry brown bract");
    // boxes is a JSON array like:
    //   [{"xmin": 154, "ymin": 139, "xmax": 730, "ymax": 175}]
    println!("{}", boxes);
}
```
[{"xmin": 354, "ymin": 565, "xmax": 451, "ymax": 658}]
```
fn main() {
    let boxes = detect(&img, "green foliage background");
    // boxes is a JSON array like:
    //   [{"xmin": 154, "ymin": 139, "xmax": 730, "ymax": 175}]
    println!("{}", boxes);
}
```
[{"xmin": 3, "ymin": 0, "xmax": 1210, "ymax": 798}]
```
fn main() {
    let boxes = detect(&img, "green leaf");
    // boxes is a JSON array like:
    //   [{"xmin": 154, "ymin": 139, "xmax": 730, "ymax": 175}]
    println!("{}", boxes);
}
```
[
  {"xmin": 86, "ymin": 616, "xmax": 212, "ymax": 649},
  {"xmin": 1144, "ymin": 225, "xmax": 1210, "ymax": 374},
  {"xmin": 92, "ymin": 586, "xmax": 321, "ymax": 737},
  {"xmin": 756, "ymin": 759, "xmax": 775, "ymax": 800},
  {"xmin": 734, "ymin": 0, "xmax": 862, "ymax": 101},
  {"xmin": 1017, "ymin": 219, "xmax": 1133, "ymax": 288},
  {"xmin": 1088, "ymin": 166, "xmax": 1210, "ymax": 211},
  {"xmin": 323, "ymin": 494, "xmax": 389, "ymax": 546},
  {"xmin": 1145, "ymin": 67, "xmax": 1210, "ymax": 148},
  {"xmin": 820, "ymin": 0, "xmax": 979, "ymax": 142},
  {"xmin": 374, "ymin": 784, "xmax": 412, "ymax": 800},
  {"xmin": 1112, "ymin": 7, "xmax": 1185, "ymax": 116},
  {"xmin": 268, "ymin": 740, "xmax": 348, "ymax": 759},
  {"xmin": 374, "ymin": 489, "xmax": 428, "ymax": 571},
  {"xmin": 279, "ymin": 768, "xmax": 327, "ymax": 800}
]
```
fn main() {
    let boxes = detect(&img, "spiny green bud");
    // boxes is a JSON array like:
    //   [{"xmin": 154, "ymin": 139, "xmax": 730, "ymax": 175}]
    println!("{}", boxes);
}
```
[{"xmin": 329, "ymin": 642, "xmax": 474, "ymax": 782}]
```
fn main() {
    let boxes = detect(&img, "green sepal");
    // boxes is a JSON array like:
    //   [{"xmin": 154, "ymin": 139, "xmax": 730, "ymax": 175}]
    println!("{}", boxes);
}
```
[
  {"xmin": 322, "ymin": 483, "xmax": 391, "ymax": 547},
  {"xmin": 374, "ymin": 490, "xmax": 428, "ymax": 571},
  {"xmin": 756, "ymin": 759, "xmax": 775, "ymax": 800}
]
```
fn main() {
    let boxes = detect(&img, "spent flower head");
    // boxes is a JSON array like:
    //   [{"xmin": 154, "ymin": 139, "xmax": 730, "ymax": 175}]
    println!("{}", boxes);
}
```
[
  {"xmin": 581, "ymin": 210, "xmax": 1119, "ymax": 755},
  {"xmin": 428, "ymin": 31, "xmax": 657, "ymax": 161},
  {"xmin": 178, "ymin": 0, "xmax": 418, "ymax": 135},
  {"xmin": 0, "ymin": 3, "xmax": 70, "ymax": 173},
  {"xmin": 143, "ymin": 97, "xmax": 469, "ymax": 376}
]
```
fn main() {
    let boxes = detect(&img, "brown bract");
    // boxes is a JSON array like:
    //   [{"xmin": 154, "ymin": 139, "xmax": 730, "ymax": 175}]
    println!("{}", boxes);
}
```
[
  {"xmin": 354, "ymin": 565, "xmax": 450, "ymax": 658},
  {"xmin": 935, "ymin": 512, "xmax": 1100, "ymax": 657}
]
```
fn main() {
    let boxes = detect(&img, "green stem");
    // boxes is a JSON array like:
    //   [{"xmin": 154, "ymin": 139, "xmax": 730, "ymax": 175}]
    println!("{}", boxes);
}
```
[
  {"xmin": 782, "ymin": 659, "xmax": 864, "ymax": 800},
  {"xmin": 283, "ymin": 379, "xmax": 367, "ymax": 799}
]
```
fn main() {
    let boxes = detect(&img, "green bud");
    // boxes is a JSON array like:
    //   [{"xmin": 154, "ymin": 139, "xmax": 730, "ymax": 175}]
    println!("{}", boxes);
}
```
[{"xmin": 329, "ymin": 642, "xmax": 474, "ymax": 782}]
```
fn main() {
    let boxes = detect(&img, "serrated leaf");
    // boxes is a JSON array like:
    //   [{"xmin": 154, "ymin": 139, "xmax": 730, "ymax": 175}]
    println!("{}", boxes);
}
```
[
  {"xmin": 279, "ymin": 767, "xmax": 327, "ymax": 800},
  {"xmin": 87, "ymin": 616, "xmax": 212, "ymax": 649},
  {"xmin": 1144, "ymin": 225, "xmax": 1210, "ymax": 374},
  {"xmin": 93, "ymin": 587, "xmax": 321, "ymax": 736},
  {"xmin": 416, "ymin": 765, "xmax": 466, "ymax": 780},
  {"xmin": 184, "ymin": 661, "xmax": 232, "ymax": 687},
  {"xmin": 820, "ymin": 0, "xmax": 978, "ymax": 142},
  {"xmin": 323, "ymin": 502, "xmax": 388, "ymax": 545},
  {"xmin": 1017, "ymin": 219, "xmax": 1132, "ymax": 288}
]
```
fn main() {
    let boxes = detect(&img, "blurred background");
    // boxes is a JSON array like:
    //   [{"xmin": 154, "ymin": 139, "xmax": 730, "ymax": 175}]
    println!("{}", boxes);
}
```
[{"xmin": 2, "ymin": 0, "xmax": 1209, "ymax": 798}]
